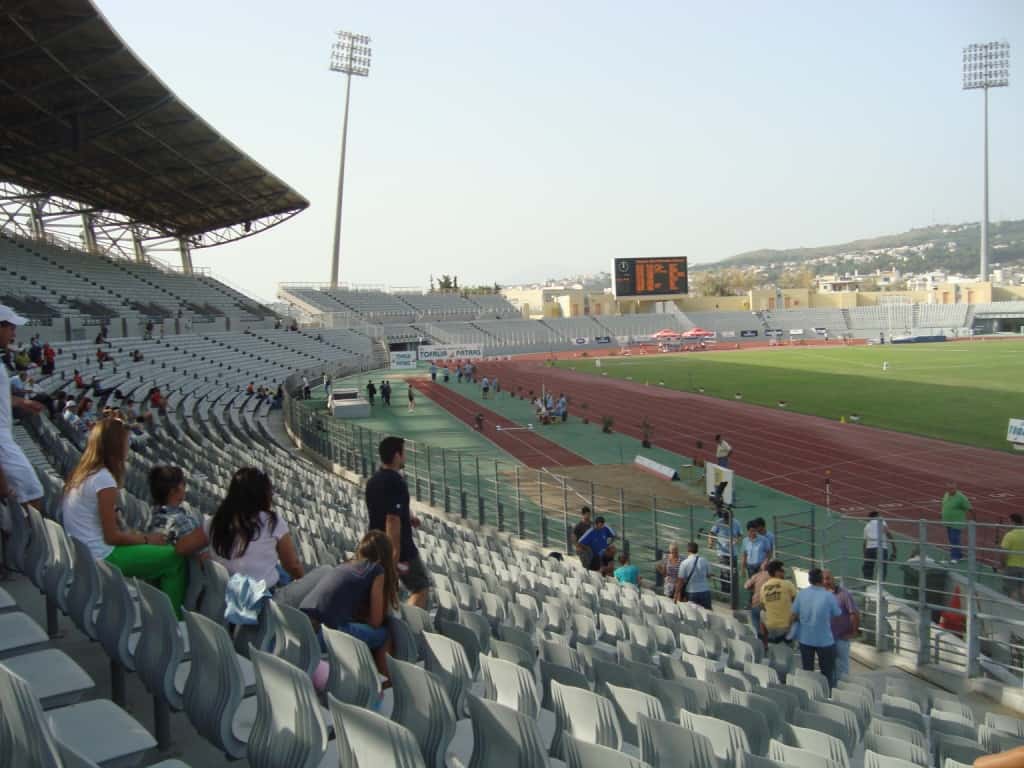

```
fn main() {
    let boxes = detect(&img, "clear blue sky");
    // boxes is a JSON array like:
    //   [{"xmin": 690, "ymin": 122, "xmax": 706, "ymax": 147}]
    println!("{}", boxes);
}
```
[{"xmin": 97, "ymin": 0, "xmax": 1022, "ymax": 301}]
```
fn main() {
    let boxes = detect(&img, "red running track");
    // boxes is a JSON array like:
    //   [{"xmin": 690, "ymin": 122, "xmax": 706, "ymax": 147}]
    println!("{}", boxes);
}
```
[
  {"xmin": 472, "ymin": 360, "xmax": 1024, "ymax": 532},
  {"xmin": 413, "ymin": 380, "xmax": 589, "ymax": 469}
]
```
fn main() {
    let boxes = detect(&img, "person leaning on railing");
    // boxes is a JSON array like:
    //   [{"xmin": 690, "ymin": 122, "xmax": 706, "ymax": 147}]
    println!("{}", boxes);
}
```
[{"xmin": 1000, "ymin": 514, "xmax": 1024, "ymax": 601}]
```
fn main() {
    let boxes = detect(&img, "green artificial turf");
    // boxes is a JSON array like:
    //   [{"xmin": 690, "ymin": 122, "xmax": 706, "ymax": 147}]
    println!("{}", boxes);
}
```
[{"xmin": 556, "ymin": 340, "xmax": 1024, "ymax": 451}]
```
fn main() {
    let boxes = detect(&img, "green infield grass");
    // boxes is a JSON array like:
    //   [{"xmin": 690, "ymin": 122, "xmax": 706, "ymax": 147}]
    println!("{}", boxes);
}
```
[{"xmin": 556, "ymin": 340, "xmax": 1024, "ymax": 451}]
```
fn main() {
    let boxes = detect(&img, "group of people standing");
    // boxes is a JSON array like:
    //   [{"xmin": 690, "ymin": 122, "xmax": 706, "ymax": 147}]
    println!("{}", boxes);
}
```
[{"xmin": 366, "ymin": 379, "xmax": 415, "ymax": 412}]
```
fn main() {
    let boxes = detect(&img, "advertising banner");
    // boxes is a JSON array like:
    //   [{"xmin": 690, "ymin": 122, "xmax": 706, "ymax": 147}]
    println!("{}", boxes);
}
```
[
  {"xmin": 389, "ymin": 350, "xmax": 418, "ymax": 369},
  {"xmin": 813, "ymin": 327, "xmax": 828, "ymax": 335},
  {"xmin": 571, "ymin": 337, "xmax": 589, "ymax": 345},
  {"xmin": 1007, "ymin": 418, "xmax": 1024, "ymax": 445},
  {"xmin": 705, "ymin": 463, "xmax": 735, "ymax": 505},
  {"xmin": 740, "ymin": 330, "xmax": 759, "ymax": 338},
  {"xmin": 789, "ymin": 328, "xmax": 805, "ymax": 336},
  {"xmin": 594, "ymin": 336, "xmax": 612, "ymax": 344},
  {"xmin": 765, "ymin": 329, "xmax": 783, "ymax": 337},
  {"xmin": 720, "ymin": 331, "xmax": 736, "ymax": 338},
  {"xmin": 417, "ymin": 345, "xmax": 484, "ymax": 361}
]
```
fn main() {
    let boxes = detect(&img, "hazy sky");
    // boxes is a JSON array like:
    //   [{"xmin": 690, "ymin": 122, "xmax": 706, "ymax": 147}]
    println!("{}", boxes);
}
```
[{"xmin": 96, "ymin": 1, "xmax": 1022, "ymax": 301}]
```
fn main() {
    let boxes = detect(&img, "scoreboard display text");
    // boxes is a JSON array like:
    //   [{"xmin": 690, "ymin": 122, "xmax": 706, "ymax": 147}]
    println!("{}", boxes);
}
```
[{"xmin": 613, "ymin": 257, "xmax": 689, "ymax": 298}]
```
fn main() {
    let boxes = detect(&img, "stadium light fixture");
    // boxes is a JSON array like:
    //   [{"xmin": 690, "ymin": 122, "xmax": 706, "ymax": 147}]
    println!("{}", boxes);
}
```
[
  {"xmin": 329, "ymin": 30, "xmax": 373, "ymax": 288},
  {"xmin": 962, "ymin": 41, "xmax": 1010, "ymax": 283}
]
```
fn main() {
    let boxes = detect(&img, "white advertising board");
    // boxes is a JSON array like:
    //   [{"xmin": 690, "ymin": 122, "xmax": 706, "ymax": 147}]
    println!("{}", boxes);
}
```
[
  {"xmin": 390, "ymin": 350, "xmax": 418, "ymax": 369},
  {"xmin": 417, "ymin": 345, "xmax": 484, "ymax": 361}
]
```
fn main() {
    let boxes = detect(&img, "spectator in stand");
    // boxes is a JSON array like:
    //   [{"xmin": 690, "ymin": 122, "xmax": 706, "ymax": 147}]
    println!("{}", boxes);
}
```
[
  {"xmin": 675, "ymin": 541, "xmax": 712, "ymax": 609},
  {"xmin": 144, "ymin": 320, "xmax": 154, "ymax": 340},
  {"xmin": 745, "ymin": 564, "xmax": 772, "ymax": 640},
  {"xmin": 760, "ymin": 560, "xmax": 797, "ymax": 644},
  {"xmin": 572, "ymin": 506, "xmax": 594, "ymax": 568},
  {"xmin": 791, "ymin": 567, "xmax": 841, "ymax": 690},
  {"xmin": 709, "ymin": 509, "xmax": 742, "ymax": 594},
  {"xmin": 246, "ymin": 382, "xmax": 255, "ymax": 396},
  {"xmin": 823, "ymin": 569, "xmax": 859, "ymax": 682},
  {"xmin": 365, "ymin": 436, "xmax": 430, "ymax": 609},
  {"xmin": 1000, "ymin": 514, "xmax": 1024, "ymax": 600},
  {"xmin": 205, "ymin": 467, "xmax": 318, "ymax": 605},
  {"xmin": 61, "ymin": 419, "xmax": 187, "ymax": 615},
  {"xmin": 941, "ymin": 481, "xmax": 973, "ymax": 562},
  {"xmin": 0, "ymin": 307, "xmax": 46, "ymax": 558},
  {"xmin": 755, "ymin": 518, "xmax": 774, "ymax": 559},
  {"xmin": 28, "ymin": 335, "xmax": 42, "ymax": 366},
  {"xmin": 302, "ymin": 375, "xmax": 311, "ymax": 400},
  {"xmin": 862, "ymin": 510, "xmax": 895, "ymax": 580},
  {"xmin": 73, "ymin": 370, "xmax": 86, "ymax": 390},
  {"xmin": 657, "ymin": 542, "xmax": 684, "ymax": 601},
  {"xmin": 270, "ymin": 385, "xmax": 283, "ymax": 411},
  {"xmin": 323, "ymin": 374, "xmax": 331, "ymax": 399},
  {"xmin": 614, "ymin": 551, "xmax": 641, "ymax": 586},
  {"xmin": 299, "ymin": 529, "xmax": 399, "ymax": 679},
  {"xmin": 714, "ymin": 434, "xmax": 733, "ymax": 468},
  {"xmin": 42, "ymin": 343, "xmax": 56, "ymax": 375},
  {"xmin": 741, "ymin": 521, "xmax": 771, "ymax": 581},
  {"xmin": 598, "ymin": 543, "xmax": 618, "ymax": 577},
  {"xmin": 579, "ymin": 516, "xmax": 616, "ymax": 572},
  {"xmin": 148, "ymin": 387, "xmax": 167, "ymax": 416},
  {"xmin": 130, "ymin": 349, "xmax": 144, "ymax": 363},
  {"xmin": 146, "ymin": 466, "xmax": 207, "ymax": 557},
  {"xmin": 14, "ymin": 346, "xmax": 31, "ymax": 371}
]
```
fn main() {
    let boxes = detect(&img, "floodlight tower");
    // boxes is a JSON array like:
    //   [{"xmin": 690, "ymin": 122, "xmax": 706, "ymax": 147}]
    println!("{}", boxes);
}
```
[
  {"xmin": 329, "ymin": 30, "xmax": 372, "ymax": 288},
  {"xmin": 962, "ymin": 41, "xmax": 1009, "ymax": 283}
]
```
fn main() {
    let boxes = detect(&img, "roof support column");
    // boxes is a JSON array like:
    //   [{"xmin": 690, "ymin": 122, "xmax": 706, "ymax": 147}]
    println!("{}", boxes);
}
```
[
  {"xmin": 30, "ymin": 198, "xmax": 46, "ymax": 239},
  {"xmin": 178, "ymin": 237, "xmax": 194, "ymax": 275},
  {"xmin": 81, "ymin": 211, "xmax": 98, "ymax": 253},
  {"xmin": 131, "ymin": 227, "xmax": 147, "ymax": 263}
]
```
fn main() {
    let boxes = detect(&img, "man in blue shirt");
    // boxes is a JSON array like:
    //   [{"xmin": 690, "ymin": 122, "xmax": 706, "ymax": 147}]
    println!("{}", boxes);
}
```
[
  {"xmin": 741, "ymin": 522, "xmax": 772, "ymax": 580},
  {"xmin": 791, "ymin": 567, "xmax": 842, "ymax": 690},
  {"xmin": 755, "ymin": 518, "xmax": 774, "ymax": 560},
  {"xmin": 579, "ymin": 517, "xmax": 616, "ymax": 572},
  {"xmin": 709, "ymin": 510, "xmax": 742, "ymax": 595}
]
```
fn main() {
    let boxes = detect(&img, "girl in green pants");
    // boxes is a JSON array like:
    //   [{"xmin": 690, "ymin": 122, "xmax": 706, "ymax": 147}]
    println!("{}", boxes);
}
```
[{"xmin": 62, "ymin": 419, "xmax": 186, "ymax": 616}]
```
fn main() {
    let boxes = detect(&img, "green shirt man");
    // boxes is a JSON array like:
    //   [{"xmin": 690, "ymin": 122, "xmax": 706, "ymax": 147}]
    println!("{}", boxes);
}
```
[{"xmin": 941, "ymin": 487, "xmax": 971, "ymax": 528}]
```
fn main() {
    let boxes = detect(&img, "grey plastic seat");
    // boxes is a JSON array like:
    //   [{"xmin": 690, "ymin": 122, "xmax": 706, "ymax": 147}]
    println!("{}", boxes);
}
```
[
  {"xmin": 0, "ymin": 663, "xmax": 156, "ymax": 768},
  {"xmin": 715, "ymin": 700, "xmax": 770, "ymax": 756},
  {"xmin": 390, "ymin": 616, "xmax": 420, "ymax": 662},
  {"xmin": 791, "ymin": 669, "xmax": 830, "ymax": 701},
  {"xmin": 638, "ymin": 712, "xmax": 719, "ymax": 768},
  {"xmin": 864, "ymin": 732, "xmax": 930, "ymax": 767},
  {"xmin": 745, "ymin": 661, "xmax": 780, "ymax": 687},
  {"xmin": 57, "ymin": 741, "xmax": 191, "ymax": 768},
  {"xmin": 465, "ymin": 692, "xmax": 549, "ymax": 768},
  {"xmin": 754, "ymin": 685, "xmax": 799, "ymax": 722},
  {"xmin": 564, "ymin": 732, "xmax": 651, "ymax": 768},
  {"xmin": 539, "ymin": 659, "xmax": 589, "ymax": 712},
  {"xmin": 649, "ymin": 676, "xmax": 701, "ymax": 722},
  {"xmin": 572, "ymin": 612, "xmax": 596, "ymax": 645},
  {"xmin": 593, "ymin": 656, "xmax": 638, "ymax": 697},
  {"xmin": 986, "ymin": 712, "xmax": 1024, "ymax": 737},
  {"xmin": 794, "ymin": 709, "xmax": 856, "ymax": 759},
  {"xmin": 0, "ymin": 646, "xmax": 94, "ymax": 711},
  {"xmin": 183, "ymin": 556, "xmax": 205, "ymax": 613},
  {"xmin": 460, "ymin": 610, "xmax": 493, "ymax": 654},
  {"xmin": 182, "ymin": 610, "xmax": 256, "ymax": 759},
  {"xmin": 881, "ymin": 701, "xmax": 927, "ymax": 734},
  {"xmin": 94, "ymin": 559, "xmax": 139, "ymax": 704},
  {"xmin": 739, "ymin": 753, "xmax": 788, "ymax": 768},
  {"xmin": 679, "ymin": 709, "xmax": 751, "ymax": 766},
  {"xmin": 731, "ymin": 691, "xmax": 783, "ymax": 741},
  {"xmin": 508, "ymin": 603, "xmax": 535, "ymax": 635},
  {"xmin": 868, "ymin": 716, "xmax": 928, "ymax": 750},
  {"xmin": 930, "ymin": 710, "xmax": 978, "ymax": 743},
  {"xmin": 809, "ymin": 699, "xmax": 859, "ymax": 746},
  {"xmin": 248, "ymin": 647, "xmax": 333, "ymax": 768},
  {"xmin": 422, "ymin": 631, "xmax": 473, "ymax": 717},
  {"xmin": 197, "ymin": 558, "xmax": 230, "ymax": 624},
  {"xmin": 659, "ymin": 653, "xmax": 696, "ymax": 681},
  {"xmin": 0, "ymin": 610, "xmax": 48, "ymax": 661},
  {"xmin": 322, "ymin": 626, "xmax": 381, "ymax": 709},
  {"xmin": 769, "ymin": 740, "xmax": 844, "ymax": 768},
  {"xmin": 540, "ymin": 638, "xmax": 585, "ymax": 674},
  {"xmin": 980, "ymin": 725, "xmax": 1024, "ymax": 754},
  {"xmin": 134, "ymin": 579, "xmax": 189, "ymax": 748},
  {"xmin": 549, "ymin": 679, "xmax": 622, "ymax": 759},
  {"xmin": 864, "ymin": 750, "xmax": 923, "ymax": 768},
  {"xmin": 490, "ymin": 638, "xmax": 535, "ymax": 669},
  {"xmin": 329, "ymin": 694, "xmax": 426, "ymax": 768},
  {"xmin": 830, "ymin": 687, "xmax": 873, "ymax": 734},
  {"xmin": 935, "ymin": 734, "xmax": 986, "ymax": 768},
  {"xmin": 607, "ymin": 682, "xmax": 666, "ymax": 746},
  {"xmin": 497, "ymin": 623, "xmax": 537, "ymax": 658},
  {"xmin": 438, "ymin": 617, "xmax": 482, "ymax": 677},
  {"xmin": 42, "ymin": 519, "xmax": 73, "ymax": 619},
  {"xmin": 266, "ymin": 600, "xmax": 321, "ymax": 680},
  {"xmin": 618, "ymin": 638, "xmax": 654, "ymax": 666},
  {"xmin": 480, "ymin": 653, "xmax": 539, "ymax": 718},
  {"xmin": 387, "ymin": 656, "xmax": 457, "ymax": 768},
  {"xmin": 781, "ymin": 724, "xmax": 849, "ymax": 768}
]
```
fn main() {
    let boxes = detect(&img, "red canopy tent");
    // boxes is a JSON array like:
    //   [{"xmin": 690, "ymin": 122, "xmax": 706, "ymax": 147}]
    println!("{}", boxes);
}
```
[
  {"xmin": 681, "ymin": 327, "xmax": 716, "ymax": 338},
  {"xmin": 652, "ymin": 329, "xmax": 683, "ymax": 339}
]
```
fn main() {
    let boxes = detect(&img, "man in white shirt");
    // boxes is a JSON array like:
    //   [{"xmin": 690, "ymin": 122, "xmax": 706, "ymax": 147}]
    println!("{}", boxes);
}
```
[
  {"xmin": 862, "ymin": 510, "xmax": 896, "ymax": 581},
  {"xmin": 715, "ymin": 434, "xmax": 733, "ymax": 469},
  {"xmin": 0, "ymin": 306, "xmax": 45, "ymax": 540}
]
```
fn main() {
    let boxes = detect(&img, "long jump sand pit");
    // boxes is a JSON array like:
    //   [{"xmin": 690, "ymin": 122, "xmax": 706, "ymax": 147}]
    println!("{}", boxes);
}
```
[{"xmin": 509, "ymin": 462, "xmax": 708, "ymax": 518}]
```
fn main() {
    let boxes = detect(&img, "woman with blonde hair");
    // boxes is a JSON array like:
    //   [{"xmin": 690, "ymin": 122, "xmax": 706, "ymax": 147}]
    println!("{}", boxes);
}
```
[
  {"xmin": 62, "ymin": 418, "xmax": 186, "ymax": 613},
  {"xmin": 299, "ymin": 529, "xmax": 399, "ymax": 677}
]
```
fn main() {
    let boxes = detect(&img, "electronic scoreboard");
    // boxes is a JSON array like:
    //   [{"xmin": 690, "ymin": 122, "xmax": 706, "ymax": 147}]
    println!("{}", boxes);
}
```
[{"xmin": 612, "ymin": 257, "xmax": 689, "ymax": 299}]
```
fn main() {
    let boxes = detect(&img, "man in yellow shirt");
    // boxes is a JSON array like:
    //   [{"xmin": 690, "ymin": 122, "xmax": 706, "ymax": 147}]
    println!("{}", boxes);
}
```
[
  {"xmin": 1000, "ymin": 514, "xmax": 1024, "ymax": 600},
  {"xmin": 759, "ymin": 560, "xmax": 798, "ymax": 644}
]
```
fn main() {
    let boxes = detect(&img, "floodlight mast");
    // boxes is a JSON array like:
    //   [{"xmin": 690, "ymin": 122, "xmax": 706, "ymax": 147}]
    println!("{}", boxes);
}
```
[
  {"xmin": 329, "ymin": 30, "xmax": 372, "ymax": 288},
  {"xmin": 962, "ymin": 41, "xmax": 1009, "ymax": 283}
]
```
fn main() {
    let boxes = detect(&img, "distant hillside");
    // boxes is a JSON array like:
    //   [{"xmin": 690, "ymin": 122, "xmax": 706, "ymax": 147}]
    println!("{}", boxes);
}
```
[{"xmin": 705, "ymin": 219, "xmax": 1024, "ymax": 276}]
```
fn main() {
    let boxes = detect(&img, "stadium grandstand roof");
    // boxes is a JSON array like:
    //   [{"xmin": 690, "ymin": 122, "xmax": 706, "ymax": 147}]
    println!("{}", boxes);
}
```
[{"xmin": 0, "ymin": 0, "xmax": 309, "ymax": 250}]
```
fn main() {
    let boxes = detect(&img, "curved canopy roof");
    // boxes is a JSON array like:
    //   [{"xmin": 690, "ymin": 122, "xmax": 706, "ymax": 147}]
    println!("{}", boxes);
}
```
[{"xmin": 0, "ymin": 0, "xmax": 308, "ymax": 246}]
